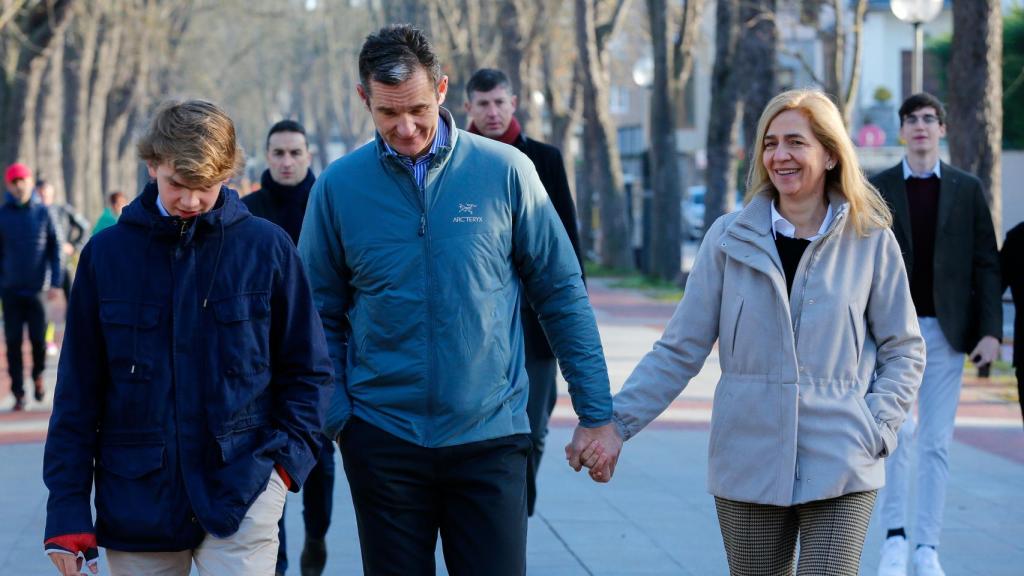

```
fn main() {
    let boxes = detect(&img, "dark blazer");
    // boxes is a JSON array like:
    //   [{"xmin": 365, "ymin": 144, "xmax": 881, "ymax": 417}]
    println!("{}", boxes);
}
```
[
  {"xmin": 1002, "ymin": 222, "xmax": 1023, "ymax": 367},
  {"xmin": 514, "ymin": 134, "xmax": 585, "ymax": 359},
  {"xmin": 870, "ymin": 161, "xmax": 1002, "ymax": 353}
]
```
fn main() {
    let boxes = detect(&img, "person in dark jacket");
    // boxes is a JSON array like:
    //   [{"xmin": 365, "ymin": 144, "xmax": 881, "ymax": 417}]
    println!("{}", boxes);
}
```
[
  {"xmin": 872, "ymin": 93, "xmax": 1002, "ymax": 576},
  {"xmin": 464, "ymin": 67, "xmax": 585, "ymax": 517},
  {"xmin": 0, "ymin": 163, "xmax": 62, "ymax": 411},
  {"xmin": 1003, "ymin": 221, "xmax": 1023, "ymax": 427},
  {"xmin": 42, "ymin": 100, "xmax": 332, "ymax": 576},
  {"xmin": 244, "ymin": 120, "xmax": 334, "ymax": 576}
]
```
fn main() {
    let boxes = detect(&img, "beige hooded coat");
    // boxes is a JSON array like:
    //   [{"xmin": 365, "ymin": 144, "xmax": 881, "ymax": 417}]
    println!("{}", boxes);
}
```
[{"xmin": 613, "ymin": 192, "xmax": 925, "ymax": 506}]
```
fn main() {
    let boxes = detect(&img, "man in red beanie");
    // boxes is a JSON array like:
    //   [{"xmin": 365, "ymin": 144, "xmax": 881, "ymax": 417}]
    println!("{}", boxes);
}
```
[{"xmin": 0, "ymin": 162, "xmax": 62, "ymax": 410}]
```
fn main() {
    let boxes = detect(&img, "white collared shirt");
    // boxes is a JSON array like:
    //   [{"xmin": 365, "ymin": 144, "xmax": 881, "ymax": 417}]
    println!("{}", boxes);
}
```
[
  {"xmin": 771, "ymin": 201, "xmax": 834, "ymax": 241},
  {"xmin": 901, "ymin": 157, "xmax": 942, "ymax": 180}
]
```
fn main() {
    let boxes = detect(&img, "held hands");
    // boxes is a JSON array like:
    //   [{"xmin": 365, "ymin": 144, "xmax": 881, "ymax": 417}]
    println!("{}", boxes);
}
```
[
  {"xmin": 969, "ymin": 335, "xmax": 1000, "ymax": 367},
  {"xmin": 564, "ymin": 423, "xmax": 623, "ymax": 483}
]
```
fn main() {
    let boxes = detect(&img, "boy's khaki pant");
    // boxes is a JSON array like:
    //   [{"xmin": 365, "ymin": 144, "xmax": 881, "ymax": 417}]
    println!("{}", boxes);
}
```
[{"xmin": 106, "ymin": 471, "xmax": 287, "ymax": 576}]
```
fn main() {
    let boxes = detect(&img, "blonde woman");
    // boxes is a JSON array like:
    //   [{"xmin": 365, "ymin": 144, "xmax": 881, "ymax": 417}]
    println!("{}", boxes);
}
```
[{"xmin": 577, "ymin": 90, "xmax": 926, "ymax": 575}]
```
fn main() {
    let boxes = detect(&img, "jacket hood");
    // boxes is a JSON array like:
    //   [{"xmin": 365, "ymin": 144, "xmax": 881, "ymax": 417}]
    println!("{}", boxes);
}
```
[{"xmin": 120, "ymin": 181, "xmax": 250, "ymax": 235}]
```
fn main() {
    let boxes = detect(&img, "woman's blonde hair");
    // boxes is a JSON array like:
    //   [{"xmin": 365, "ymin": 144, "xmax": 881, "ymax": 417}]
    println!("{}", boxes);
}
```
[
  {"xmin": 745, "ymin": 89, "xmax": 892, "ymax": 236},
  {"xmin": 137, "ymin": 100, "xmax": 244, "ymax": 189}
]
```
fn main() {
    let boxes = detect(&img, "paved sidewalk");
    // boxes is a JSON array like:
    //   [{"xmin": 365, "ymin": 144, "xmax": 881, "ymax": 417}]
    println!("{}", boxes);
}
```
[{"xmin": 2, "ymin": 279, "xmax": 1022, "ymax": 575}]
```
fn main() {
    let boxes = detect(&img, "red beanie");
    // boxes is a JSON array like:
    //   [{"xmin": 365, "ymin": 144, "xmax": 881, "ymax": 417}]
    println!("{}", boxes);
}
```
[{"xmin": 5, "ymin": 163, "xmax": 32, "ymax": 184}]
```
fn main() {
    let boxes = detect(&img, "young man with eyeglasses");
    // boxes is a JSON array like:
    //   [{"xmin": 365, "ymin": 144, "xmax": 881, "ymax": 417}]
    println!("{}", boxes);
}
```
[{"xmin": 871, "ymin": 93, "xmax": 1002, "ymax": 576}]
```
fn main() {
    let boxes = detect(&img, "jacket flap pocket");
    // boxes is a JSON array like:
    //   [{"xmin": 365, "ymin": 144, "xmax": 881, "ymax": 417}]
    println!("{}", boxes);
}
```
[
  {"xmin": 212, "ymin": 293, "xmax": 270, "ymax": 323},
  {"xmin": 99, "ymin": 441, "xmax": 165, "ymax": 479},
  {"xmin": 216, "ymin": 428, "xmax": 263, "ymax": 463},
  {"xmin": 100, "ymin": 301, "xmax": 161, "ymax": 328}
]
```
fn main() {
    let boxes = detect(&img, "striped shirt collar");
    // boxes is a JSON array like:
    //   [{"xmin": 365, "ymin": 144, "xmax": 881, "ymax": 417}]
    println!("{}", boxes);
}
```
[{"xmin": 382, "ymin": 113, "xmax": 450, "ymax": 188}]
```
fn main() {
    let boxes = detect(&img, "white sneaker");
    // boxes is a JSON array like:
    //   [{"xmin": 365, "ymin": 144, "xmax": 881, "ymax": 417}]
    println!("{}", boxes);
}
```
[
  {"xmin": 877, "ymin": 536, "xmax": 908, "ymax": 576},
  {"xmin": 912, "ymin": 546, "xmax": 946, "ymax": 576}
]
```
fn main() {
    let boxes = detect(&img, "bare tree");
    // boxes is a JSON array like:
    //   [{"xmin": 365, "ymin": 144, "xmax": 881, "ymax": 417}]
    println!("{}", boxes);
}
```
[
  {"xmin": 0, "ymin": 0, "xmax": 74, "ymax": 166},
  {"xmin": 704, "ymin": 0, "xmax": 742, "ymax": 228},
  {"xmin": 739, "ymin": 0, "xmax": 777, "ymax": 157},
  {"xmin": 576, "ymin": 0, "xmax": 633, "ymax": 268},
  {"xmin": 497, "ymin": 0, "xmax": 547, "ymax": 136},
  {"xmin": 948, "ymin": 0, "xmax": 1003, "ymax": 234},
  {"xmin": 645, "ymin": 0, "xmax": 705, "ymax": 281}
]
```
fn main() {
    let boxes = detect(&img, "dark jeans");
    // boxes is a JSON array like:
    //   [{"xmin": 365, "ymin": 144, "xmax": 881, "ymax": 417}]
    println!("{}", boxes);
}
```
[
  {"xmin": 1017, "ymin": 365, "xmax": 1023, "ymax": 429},
  {"xmin": 275, "ymin": 435, "xmax": 336, "ymax": 573},
  {"xmin": 339, "ymin": 416, "xmax": 530, "ymax": 576},
  {"xmin": 2, "ymin": 292, "xmax": 46, "ymax": 398},
  {"xmin": 524, "ymin": 353, "xmax": 557, "ymax": 516}
]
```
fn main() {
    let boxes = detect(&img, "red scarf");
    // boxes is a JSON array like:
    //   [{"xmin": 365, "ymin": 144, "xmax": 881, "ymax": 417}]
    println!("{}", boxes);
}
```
[{"xmin": 467, "ymin": 116, "xmax": 521, "ymax": 145}]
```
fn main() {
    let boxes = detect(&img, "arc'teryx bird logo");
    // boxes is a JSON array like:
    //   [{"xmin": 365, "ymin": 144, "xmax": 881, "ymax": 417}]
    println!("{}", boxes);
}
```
[{"xmin": 453, "ymin": 202, "xmax": 483, "ymax": 223}]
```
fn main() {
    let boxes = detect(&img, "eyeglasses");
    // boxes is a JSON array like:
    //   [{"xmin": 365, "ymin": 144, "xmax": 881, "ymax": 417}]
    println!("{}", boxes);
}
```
[{"xmin": 904, "ymin": 114, "xmax": 940, "ymax": 126}]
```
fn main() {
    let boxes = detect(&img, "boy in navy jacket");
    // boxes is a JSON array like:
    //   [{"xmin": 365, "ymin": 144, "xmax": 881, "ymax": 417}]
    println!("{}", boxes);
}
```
[{"xmin": 42, "ymin": 100, "xmax": 332, "ymax": 576}]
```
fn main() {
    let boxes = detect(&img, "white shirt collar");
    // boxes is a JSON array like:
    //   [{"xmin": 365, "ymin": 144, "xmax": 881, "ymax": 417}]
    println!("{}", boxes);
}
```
[
  {"xmin": 156, "ymin": 195, "xmax": 171, "ymax": 217},
  {"xmin": 771, "ymin": 201, "xmax": 834, "ymax": 241},
  {"xmin": 902, "ymin": 157, "xmax": 942, "ymax": 180}
]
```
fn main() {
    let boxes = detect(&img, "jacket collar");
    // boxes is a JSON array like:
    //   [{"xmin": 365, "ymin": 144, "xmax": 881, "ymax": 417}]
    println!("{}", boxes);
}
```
[
  {"xmin": 374, "ymin": 107, "xmax": 459, "ymax": 169},
  {"xmin": 724, "ymin": 190, "xmax": 849, "ymax": 279}
]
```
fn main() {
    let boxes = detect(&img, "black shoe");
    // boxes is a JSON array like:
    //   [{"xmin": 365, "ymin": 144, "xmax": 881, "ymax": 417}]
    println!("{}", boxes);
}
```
[
  {"xmin": 33, "ymin": 375, "xmax": 46, "ymax": 402},
  {"xmin": 300, "ymin": 538, "xmax": 327, "ymax": 576},
  {"xmin": 12, "ymin": 396, "xmax": 25, "ymax": 411}
]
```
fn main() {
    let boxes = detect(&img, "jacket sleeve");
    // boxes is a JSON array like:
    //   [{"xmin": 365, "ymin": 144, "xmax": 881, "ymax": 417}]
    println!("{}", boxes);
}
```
[
  {"xmin": 541, "ymin": 147, "xmax": 586, "ymax": 282},
  {"xmin": 865, "ymin": 229, "xmax": 926, "ymax": 457},
  {"xmin": 46, "ymin": 208, "xmax": 63, "ymax": 289},
  {"xmin": 970, "ymin": 179, "xmax": 1003, "ymax": 342},
  {"xmin": 66, "ymin": 206, "xmax": 90, "ymax": 250},
  {"xmin": 612, "ymin": 216, "xmax": 727, "ymax": 441},
  {"xmin": 43, "ymin": 242, "xmax": 104, "ymax": 540},
  {"xmin": 511, "ymin": 160, "xmax": 611, "ymax": 428},
  {"xmin": 268, "ymin": 241, "xmax": 334, "ymax": 490},
  {"xmin": 297, "ymin": 176, "xmax": 352, "ymax": 441}
]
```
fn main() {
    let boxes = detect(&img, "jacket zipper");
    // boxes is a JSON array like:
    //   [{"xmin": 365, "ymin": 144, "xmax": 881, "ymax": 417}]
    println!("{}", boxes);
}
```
[{"xmin": 419, "ymin": 180, "xmax": 435, "ymax": 444}]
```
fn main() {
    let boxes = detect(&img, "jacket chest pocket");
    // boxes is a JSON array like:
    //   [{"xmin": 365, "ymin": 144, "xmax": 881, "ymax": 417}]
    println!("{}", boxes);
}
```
[
  {"xmin": 100, "ymin": 300, "xmax": 162, "ymax": 381},
  {"xmin": 211, "ymin": 292, "xmax": 271, "ymax": 376}
]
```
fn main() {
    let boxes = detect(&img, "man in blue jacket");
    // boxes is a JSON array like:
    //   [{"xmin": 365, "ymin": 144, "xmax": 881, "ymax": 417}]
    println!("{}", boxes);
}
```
[
  {"xmin": 43, "ymin": 100, "xmax": 332, "ymax": 576},
  {"xmin": 299, "ymin": 25, "xmax": 618, "ymax": 576},
  {"xmin": 0, "ymin": 162, "xmax": 62, "ymax": 411}
]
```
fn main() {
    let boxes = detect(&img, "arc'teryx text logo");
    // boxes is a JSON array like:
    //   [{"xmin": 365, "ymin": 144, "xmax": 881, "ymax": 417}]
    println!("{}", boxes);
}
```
[{"xmin": 453, "ymin": 203, "xmax": 483, "ymax": 223}]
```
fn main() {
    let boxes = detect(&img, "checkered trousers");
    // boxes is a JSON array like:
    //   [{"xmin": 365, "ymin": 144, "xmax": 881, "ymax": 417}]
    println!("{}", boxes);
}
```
[{"xmin": 714, "ymin": 490, "xmax": 877, "ymax": 576}]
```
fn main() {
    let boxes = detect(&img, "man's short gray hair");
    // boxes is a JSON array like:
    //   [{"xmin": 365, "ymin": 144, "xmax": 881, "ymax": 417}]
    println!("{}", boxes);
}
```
[{"xmin": 358, "ymin": 25, "xmax": 442, "ymax": 96}]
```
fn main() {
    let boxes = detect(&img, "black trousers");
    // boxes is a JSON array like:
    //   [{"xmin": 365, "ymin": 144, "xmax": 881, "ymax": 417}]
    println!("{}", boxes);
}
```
[
  {"xmin": 339, "ymin": 417, "xmax": 530, "ymax": 576},
  {"xmin": 524, "ymin": 353, "xmax": 558, "ymax": 516},
  {"xmin": 276, "ymin": 435, "xmax": 335, "ymax": 572},
  {"xmin": 2, "ymin": 292, "xmax": 46, "ymax": 399},
  {"xmin": 1016, "ymin": 365, "xmax": 1023, "ymax": 429}
]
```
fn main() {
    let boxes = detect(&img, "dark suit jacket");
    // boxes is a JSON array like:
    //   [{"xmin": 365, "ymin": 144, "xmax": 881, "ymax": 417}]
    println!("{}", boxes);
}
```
[
  {"xmin": 514, "ymin": 134, "xmax": 584, "ymax": 360},
  {"xmin": 1002, "ymin": 222, "xmax": 1023, "ymax": 366},
  {"xmin": 870, "ymin": 161, "xmax": 1002, "ymax": 353}
]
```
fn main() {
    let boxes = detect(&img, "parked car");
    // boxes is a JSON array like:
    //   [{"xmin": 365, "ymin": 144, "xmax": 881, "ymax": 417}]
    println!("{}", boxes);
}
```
[{"xmin": 681, "ymin": 185, "xmax": 744, "ymax": 240}]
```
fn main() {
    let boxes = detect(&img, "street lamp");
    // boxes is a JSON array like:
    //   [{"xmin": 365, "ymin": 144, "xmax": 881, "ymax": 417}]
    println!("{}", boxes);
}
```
[{"xmin": 890, "ymin": 0, "xmax": 944, "ymax": 94}]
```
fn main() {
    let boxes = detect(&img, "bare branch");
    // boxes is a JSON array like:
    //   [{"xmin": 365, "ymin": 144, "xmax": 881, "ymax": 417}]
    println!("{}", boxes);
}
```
[{"xmin": 596, "ymin": 0, "xmax": 633, "ymax": 51}]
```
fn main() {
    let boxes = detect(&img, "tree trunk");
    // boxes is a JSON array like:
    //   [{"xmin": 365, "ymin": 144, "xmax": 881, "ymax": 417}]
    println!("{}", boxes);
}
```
[
  {"xmin": 948, "ymin": 0, "xmax": 1003, "ymax": 234},
  {"xmin": 63, "ymin": 3, "xmax": 101, "ymax": 212},
  {"xmin": 739, "ymin": 0, "xmax": 777, "ymax": 161},
  {"xmin": 36, "ymin": 34, "xmax": 66, "ymax": 200},
  {"xmin": 1, "ymin": 0, "xmax": 74, "ymax": 166},
  {"xmin": 84, "ymin": 7, "xmax": 125, "ymax": 218},
  {"xmin": 704, "ymin": 0, "xmax": 743, "ymax": 228},
  {"xmin": 499, "ymin": 0, "xmax": 544, "ymax": 138},
  {"xmin": 576, "ymin": 0, "xmax": 632, "ymax": 269},
  {"xmin": 645, "ymin": 0, "xmax": 682, "ymax": 281}
]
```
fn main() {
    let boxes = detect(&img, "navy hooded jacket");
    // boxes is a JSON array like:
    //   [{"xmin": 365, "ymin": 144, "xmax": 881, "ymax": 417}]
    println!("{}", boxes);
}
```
[
  {"xmin": 43, "ymin": 183, "xmax": 332, "ymax": 551},
  {"xmin": 0, "ymin": 193, "xmax": 62, "ymax": 296}
]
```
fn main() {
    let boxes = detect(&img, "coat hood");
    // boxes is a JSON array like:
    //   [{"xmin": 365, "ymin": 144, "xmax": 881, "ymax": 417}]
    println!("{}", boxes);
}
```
[{"xmin": 119, "ymin": 181, "xmax": 251, "ymax": 236}]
